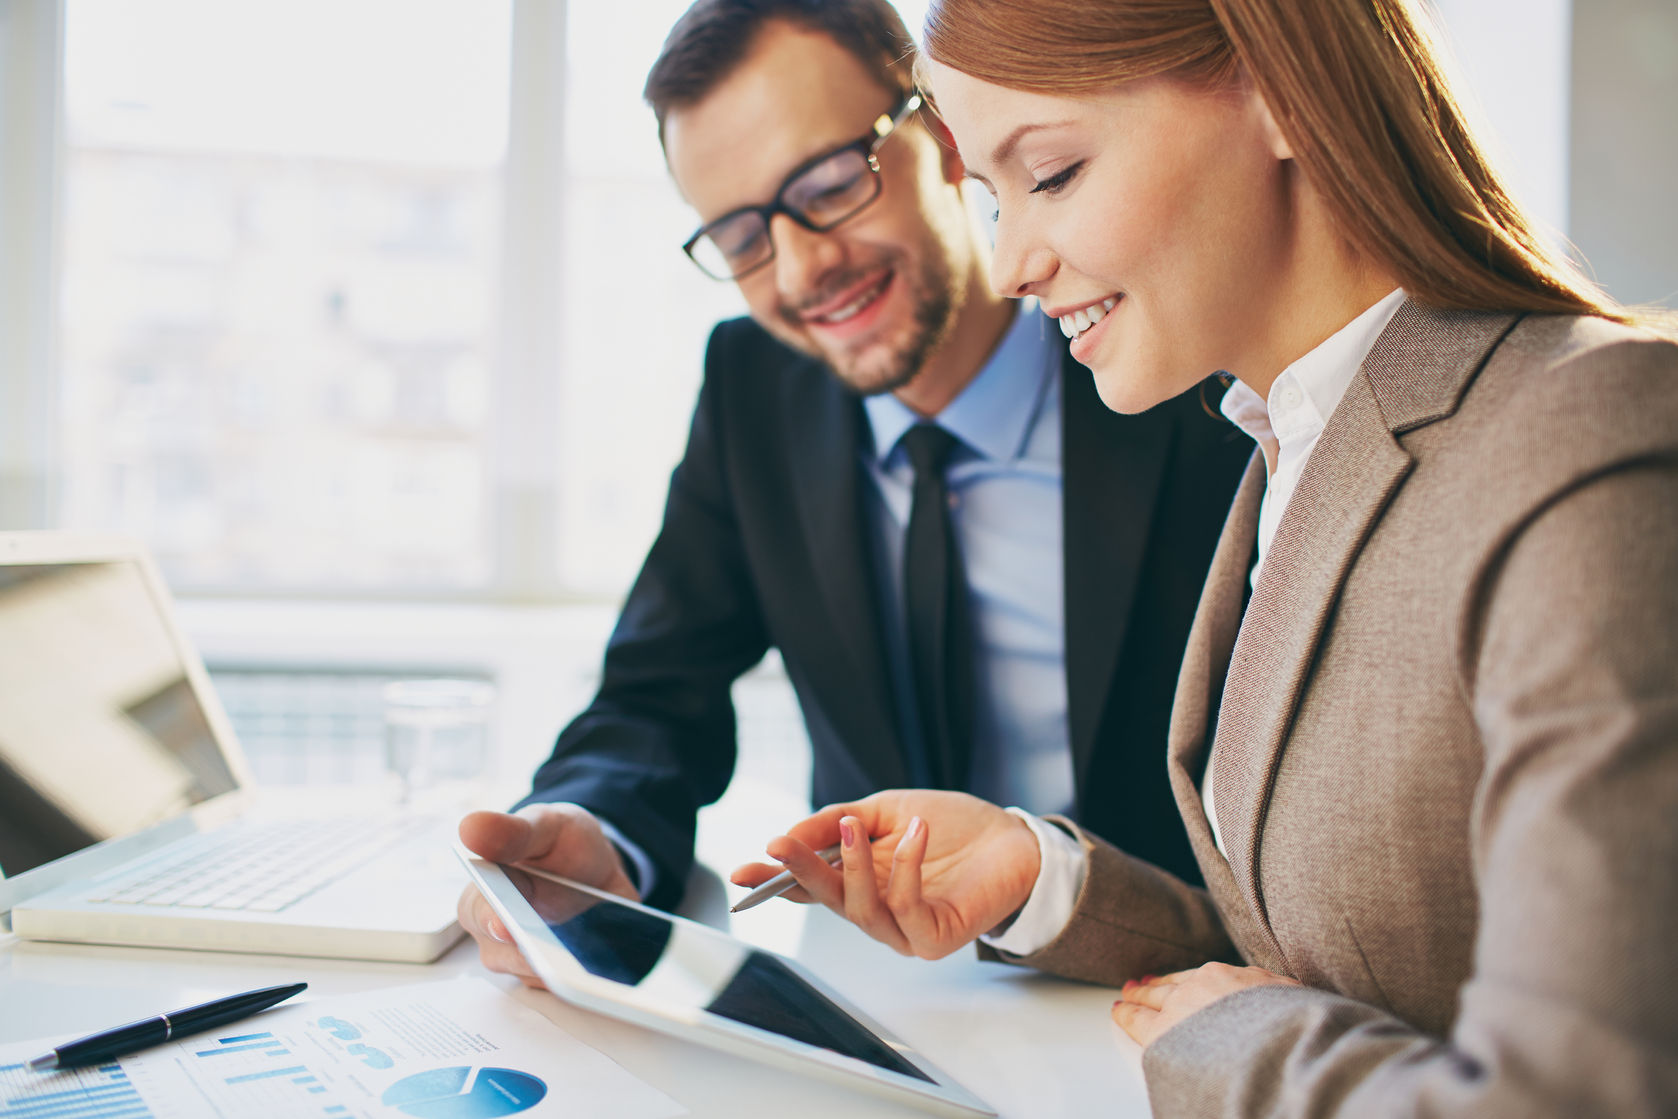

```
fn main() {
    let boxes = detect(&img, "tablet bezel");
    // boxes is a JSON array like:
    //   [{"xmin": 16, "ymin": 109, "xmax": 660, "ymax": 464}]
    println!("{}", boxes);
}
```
[{"xmin": 456, "ymin": 851, "xmax": 995, "ymax": 1117}]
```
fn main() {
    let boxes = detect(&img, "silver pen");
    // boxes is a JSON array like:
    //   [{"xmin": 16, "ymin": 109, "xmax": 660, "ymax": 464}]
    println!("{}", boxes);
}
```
[{"xmin": 729, "ymin": 843, "xmax": 843, "ymax": 913}]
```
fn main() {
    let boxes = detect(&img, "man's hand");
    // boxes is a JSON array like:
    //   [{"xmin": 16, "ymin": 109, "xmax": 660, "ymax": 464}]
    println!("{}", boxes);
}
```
[
  {"xmin": 730, "ymin": 790, "xmax": 1041, "ymax": 960},
  {"xmin": 1112, "ymin": 962, "xmax": 1301, "ymax": 1047},
  {"xmin": 456, "ymin": 804, "xmax": 639, "ymax": 988}
]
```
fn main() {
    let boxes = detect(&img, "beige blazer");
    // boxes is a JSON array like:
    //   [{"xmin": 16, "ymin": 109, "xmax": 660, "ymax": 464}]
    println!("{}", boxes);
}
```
[{"xmin": 1003, "ymin": 303, "xmax": 1678, "ymax": 1116}]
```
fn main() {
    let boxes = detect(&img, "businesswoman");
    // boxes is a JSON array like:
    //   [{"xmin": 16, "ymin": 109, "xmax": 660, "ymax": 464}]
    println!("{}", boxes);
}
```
[{"xmin": 732, "ymin": 0, "xmax": 1678, "ymax": 1113}]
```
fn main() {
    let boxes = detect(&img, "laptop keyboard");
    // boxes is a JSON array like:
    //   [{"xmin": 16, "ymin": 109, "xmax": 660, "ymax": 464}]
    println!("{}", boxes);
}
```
[{"xmin": 84, "ymin": 815, "xmax": 434, "ymax": 913}]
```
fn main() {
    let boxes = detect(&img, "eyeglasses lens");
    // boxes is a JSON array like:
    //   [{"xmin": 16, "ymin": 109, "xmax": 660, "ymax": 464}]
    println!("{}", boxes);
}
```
[{"xmin": 693, "ymin": 147, "xmax": 880, "ymax": 280}]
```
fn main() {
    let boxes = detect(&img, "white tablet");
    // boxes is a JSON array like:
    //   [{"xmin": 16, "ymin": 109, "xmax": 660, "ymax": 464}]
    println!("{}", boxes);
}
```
[{"xmin": 456, "ymin": 851, "xmax": 995, "ymax": 1117}]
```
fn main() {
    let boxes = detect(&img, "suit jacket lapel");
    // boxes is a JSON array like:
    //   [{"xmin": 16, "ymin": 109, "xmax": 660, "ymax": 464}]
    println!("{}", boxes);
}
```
[
  {"xmin": 1167, "ymin": 454, "xmax": 1263, "ymax": 895},
  {"xmin": 1210, "ymin": 376, "xmax": 1411, "ymax": 960},
  {"xmin": 1061, "ymin": 350, "xmax": 1173, "ymax": 793},
  {"xmin": 1208, "ymin": 300, "xmax": 1521, "ymax": 959},
  {"xmin": 785, "ymin": 364, "xmax": 909, "ymax": 785}
]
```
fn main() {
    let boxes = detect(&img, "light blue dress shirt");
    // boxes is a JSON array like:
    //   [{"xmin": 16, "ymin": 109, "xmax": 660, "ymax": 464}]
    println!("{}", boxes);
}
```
[{"xmin": 860, "ymin": 306, "xmax": 1072, "ymax": 816}]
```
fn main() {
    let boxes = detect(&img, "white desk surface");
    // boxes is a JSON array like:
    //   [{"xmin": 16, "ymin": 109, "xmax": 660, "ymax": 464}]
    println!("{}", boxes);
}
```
[{"xmin": 0, "ymin": 866, "xmax": 1151, "ymax": 1119}]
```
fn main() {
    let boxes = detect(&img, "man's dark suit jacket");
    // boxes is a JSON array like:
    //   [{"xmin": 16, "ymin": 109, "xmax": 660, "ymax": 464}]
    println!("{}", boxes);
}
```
[{"xmin": 520, "ymin": 316, "xmax": 1250, "ymax": 910}]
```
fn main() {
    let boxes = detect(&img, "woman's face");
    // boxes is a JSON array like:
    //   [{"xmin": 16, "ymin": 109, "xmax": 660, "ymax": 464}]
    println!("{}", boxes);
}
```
[{"xmin": 924, "ymin": 60, "xmax": 1298, "ymax": 413}]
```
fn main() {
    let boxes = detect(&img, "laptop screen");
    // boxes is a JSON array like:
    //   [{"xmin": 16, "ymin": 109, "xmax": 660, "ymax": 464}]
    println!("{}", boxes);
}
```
[{"xmin": 0, "ymin": 561, "xmax": 239, "ymax": 878}]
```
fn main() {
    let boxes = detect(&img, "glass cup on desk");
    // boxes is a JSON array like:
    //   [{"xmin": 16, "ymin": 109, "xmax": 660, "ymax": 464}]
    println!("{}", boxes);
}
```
[{"xmin": 381, "ymin": 678, "xmax": 495, "ymax": 805}]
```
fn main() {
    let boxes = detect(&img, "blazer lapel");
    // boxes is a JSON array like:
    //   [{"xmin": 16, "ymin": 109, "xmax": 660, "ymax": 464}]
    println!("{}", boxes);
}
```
[
  {"xmin": 1211, "ymin": 378, "xmax": 1411, "ymax": 962},
  {"xmin": 1061, "ymin": 350, "xmax": 1173, "ymax": 791},
  {"xmin": 785, "ymin": 365, "xmax": 909, "ymax": 785},
  {"xmin": 1208, "ymin": 300, "xmax": 1521, "ymax": 959},
  {"xmin": 1166, "ymin": 454, "xmax": 1263, "ymax": 888}
]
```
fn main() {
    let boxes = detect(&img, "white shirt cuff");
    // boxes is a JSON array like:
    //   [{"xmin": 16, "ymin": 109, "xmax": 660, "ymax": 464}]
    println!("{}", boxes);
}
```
[
  {"xmin": 592, "ymin": 816, "xmax": 657, "ymax": 902},
  {"xmin": 979, "ymin": 808, "xmax": 1087, "ymax": 957}
]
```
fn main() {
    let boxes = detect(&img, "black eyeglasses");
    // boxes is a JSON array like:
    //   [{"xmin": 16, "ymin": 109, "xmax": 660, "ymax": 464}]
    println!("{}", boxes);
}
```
[{"xmin": 682, "ymin": 92, "xmax": 923, "ymax": 281}]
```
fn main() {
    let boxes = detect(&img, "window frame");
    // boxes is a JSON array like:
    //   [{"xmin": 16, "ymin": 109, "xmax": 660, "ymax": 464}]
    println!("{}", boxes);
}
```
[{"xmin": 0, "ymin": 0, "xmax": 66, "ymax": 533}]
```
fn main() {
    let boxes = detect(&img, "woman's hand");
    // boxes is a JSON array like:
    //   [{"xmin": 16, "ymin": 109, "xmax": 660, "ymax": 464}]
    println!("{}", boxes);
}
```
[
  {"xmin": 730, "ymin": 790, "xmax": 1041, "ymax": 959},
  {"xmin": 1112, "ymin": 962, "xmax": 1301, "ymax": 1047}
]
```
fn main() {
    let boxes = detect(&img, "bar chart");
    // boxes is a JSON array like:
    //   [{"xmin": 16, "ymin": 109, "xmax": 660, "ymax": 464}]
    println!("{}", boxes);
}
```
[
  {"xmin": 0, "ymin": 1060, "xmax": 157, "ymax": 1119},
  {"xmin": 183, "ymin": 1029, "xmax": 349, "ymax": 1116},
  {"xmin": 0, "ymin": 979, "xmax": 679, "ymax": 1119}
]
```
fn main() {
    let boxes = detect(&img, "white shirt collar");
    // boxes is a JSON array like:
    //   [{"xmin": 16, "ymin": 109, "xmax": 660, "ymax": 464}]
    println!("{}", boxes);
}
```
[
  {"xmin": 1219, "ymin": 288, "xmax": 1408, "ymax": 471},
  {"xmin": 1218, "ymin": 288, "xmax": 1407, "ymax": 590}
]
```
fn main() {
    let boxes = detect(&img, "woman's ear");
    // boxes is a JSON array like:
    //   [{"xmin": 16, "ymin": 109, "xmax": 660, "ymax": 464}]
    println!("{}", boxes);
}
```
[
  {"xmin": 1251, "ymin": 83, "xmax": 1294, "ymax": 161},
  {"xmin": 925, "ymin": 111, "xmax": 968, "ymax": 185},
  {"xmin": 1233, "ymin": 64, "xmax": 1293, "ymax": 161}
]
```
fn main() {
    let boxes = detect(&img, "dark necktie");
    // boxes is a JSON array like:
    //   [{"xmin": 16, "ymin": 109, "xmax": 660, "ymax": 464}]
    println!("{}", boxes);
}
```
[{"xmin": 901, "ymin": 423, "xmax": 974, "ymax": 791}]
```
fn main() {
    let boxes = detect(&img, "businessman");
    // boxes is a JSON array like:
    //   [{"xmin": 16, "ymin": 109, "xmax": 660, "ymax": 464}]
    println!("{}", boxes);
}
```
[{"xmin": 457, "ymin": 0, "xmax": 1249, "ymax": 982}]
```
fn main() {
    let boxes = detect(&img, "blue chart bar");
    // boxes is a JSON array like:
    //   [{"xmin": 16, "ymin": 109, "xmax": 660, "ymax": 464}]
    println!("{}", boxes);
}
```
[
  {"xmin": 225, "ymin": 1065, "xmax": 307, "ymax": 1085},
  {"xmin": 0, "ymin": 1060, "xmax": 156, "ymax": 1119},
  {"xmin": 194, "ymin": 1041, "xmax": 288, "ymax": 1057},
  {"xmin": 188, "ymin": 1034, "xmax": 350, "ymax": 1114}
]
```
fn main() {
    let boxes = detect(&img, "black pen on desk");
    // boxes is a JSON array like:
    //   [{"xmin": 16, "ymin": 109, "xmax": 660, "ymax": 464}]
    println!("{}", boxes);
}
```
[
  {"xmin": 730, "ymin": 843, "xmax": 843, "ymax": 914},
  {"xmin": 25, "ymin": 982, "xmax": 307, "ymax": 1072}
]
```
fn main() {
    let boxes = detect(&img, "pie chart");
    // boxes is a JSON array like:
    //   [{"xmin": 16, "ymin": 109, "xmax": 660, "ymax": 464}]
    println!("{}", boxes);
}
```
[{"xmin": 380, "ymin": 1066, "xmax": 547, "ymax": 1118}]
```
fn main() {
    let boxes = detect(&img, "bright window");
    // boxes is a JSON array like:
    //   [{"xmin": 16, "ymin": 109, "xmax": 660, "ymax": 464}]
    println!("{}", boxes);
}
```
[{"xmin": 57, "ymin": 0, "xmax": 513, "ymax": 592}]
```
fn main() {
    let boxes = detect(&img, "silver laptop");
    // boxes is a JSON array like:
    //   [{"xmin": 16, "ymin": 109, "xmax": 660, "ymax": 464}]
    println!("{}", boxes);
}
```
[{"xmin": 0, "ymin": 532, "xmax": 466, "ymax": 963}]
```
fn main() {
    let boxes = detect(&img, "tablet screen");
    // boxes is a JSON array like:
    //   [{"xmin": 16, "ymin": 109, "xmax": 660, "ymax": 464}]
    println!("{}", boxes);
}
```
[{"xmin": 501, "ymin": 865, "xmax": 932, "ymax": 1084}]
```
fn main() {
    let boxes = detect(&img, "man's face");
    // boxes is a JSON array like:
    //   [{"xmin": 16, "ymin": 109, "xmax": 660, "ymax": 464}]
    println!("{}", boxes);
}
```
[{"xmin": 663, "ymin": 22, "xmax": 973, "ymax": 396}]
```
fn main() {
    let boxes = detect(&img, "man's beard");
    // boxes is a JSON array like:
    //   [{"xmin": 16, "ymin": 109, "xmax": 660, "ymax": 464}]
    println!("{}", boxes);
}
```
[{"xmin": 776, "ymin": 245, "xmax": 958, "ymax": 398}]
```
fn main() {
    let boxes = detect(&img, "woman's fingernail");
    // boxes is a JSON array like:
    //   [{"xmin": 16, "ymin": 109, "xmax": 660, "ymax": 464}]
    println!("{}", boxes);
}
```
[
  {"xmin": 905, "ymin": 816, "xmax": 923, "ymax": 841},
  {"xmin": 1141, "ymin": 974, "xmax": 1158, "ymax": 984},
  {"xmin": 840, "ymin": 820, "xmax": 855, "ymax": 848},
  {"xmin": 1122, "ymin": 979, "xmax": 1136, "ymax": 992},
  {"xmin": 770, "ymin": 853, "xmax": 788, "ymax": 864}
]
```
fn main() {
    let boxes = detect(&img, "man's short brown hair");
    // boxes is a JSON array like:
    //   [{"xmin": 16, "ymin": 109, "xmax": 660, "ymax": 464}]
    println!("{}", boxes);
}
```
[{"xmin": 644, "ymin": 0, "xmax": 916, "ymax": 145}]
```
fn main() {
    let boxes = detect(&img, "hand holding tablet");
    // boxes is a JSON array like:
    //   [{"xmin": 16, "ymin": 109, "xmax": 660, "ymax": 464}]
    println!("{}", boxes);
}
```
[{"xmin": 455, "ymin": 805, "xmax": 641, "ymax": 989}]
